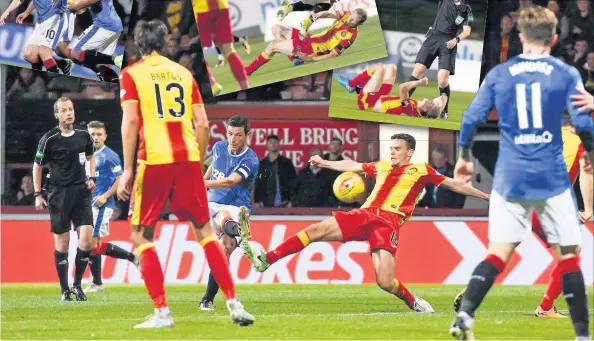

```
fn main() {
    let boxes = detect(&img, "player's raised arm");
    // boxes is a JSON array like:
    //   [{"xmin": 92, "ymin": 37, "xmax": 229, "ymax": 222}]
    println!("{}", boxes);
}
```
[
  {"xmin": 440, "ymin": 178, "xmax": 490, "ymax": 200},
  {"xmin": 309, "ymin": 154, "xmax": 363, "ymax": 173},
  {"xmin": 566, "ymin": 69, "xmax": 594, "ymax": 170}
]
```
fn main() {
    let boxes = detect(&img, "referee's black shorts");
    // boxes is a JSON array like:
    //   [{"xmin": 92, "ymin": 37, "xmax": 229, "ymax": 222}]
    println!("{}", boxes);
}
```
[
  {"xmin": 293, "ymin": 1, "xmax": 332, "ymax": 13},
  {"xmin": 414, "ymin": 31, "xmax": 457, "ymax": 75},
  {"xmin": 48, "ymin": 183, "xmax": 93, "ymax": 234}
]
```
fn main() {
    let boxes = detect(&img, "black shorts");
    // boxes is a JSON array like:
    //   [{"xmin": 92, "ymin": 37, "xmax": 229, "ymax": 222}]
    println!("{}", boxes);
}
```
[
  {"xmin": 293, "ymin": 2, "xmax": 332, "ymax": 12},
  {"xmin": 48, "ymin": 183, "xmax": 93, "ymax": 234},
  {"xmin": 414, "ymin": 31, "xmax": 457, "ymax": 75}
]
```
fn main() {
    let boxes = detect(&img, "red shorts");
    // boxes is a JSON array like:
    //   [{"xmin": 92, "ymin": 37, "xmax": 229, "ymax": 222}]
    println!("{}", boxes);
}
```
[
  {"xmin": 129, "ymin": 162, "xmax": 209, "ymax": 227},
  {"xmin": 333, "ymin": 208, "xmax": 402, "ymax": 255},
  {"xmin": 290, "ymin": 28, "xmax": 314, "ymax": 56},
  {"xmin": 196, "ymin": 9, "xmax": 234, "ymax": 47},
  {"xmin": 357, "ymin": 83, "xmax": 393, "ymax": 110}
]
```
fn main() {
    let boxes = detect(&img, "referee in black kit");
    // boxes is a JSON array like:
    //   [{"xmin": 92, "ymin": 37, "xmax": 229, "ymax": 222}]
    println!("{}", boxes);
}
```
[
  {"xmin": 407, "ymin": 0, "xmax": 473, "ymax": 119},
  {"xmin": 33, "ymin": 97, "xmax": 96, "ymax": 302}
]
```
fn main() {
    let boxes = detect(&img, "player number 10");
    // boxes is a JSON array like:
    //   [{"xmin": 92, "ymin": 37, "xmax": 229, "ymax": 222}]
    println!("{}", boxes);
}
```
[{"xmin": 515, "ymin": 82, "xmax": 543, "ymax": 130}]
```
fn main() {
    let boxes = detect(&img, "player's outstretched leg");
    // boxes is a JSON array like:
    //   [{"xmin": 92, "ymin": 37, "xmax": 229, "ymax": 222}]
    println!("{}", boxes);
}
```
[
  {"xmin": 205, "ymin": 62, "xmax": 223, "ymax": 96},
  {"xmin": 87, "ymin": 240, "xmax": 139, "ymax": 292},
  {"xmin": 337, "ymin": 64, "xmax": 385, "ymax": 94},
  {"xmin": 245, "ymin": 39, "xmax": 293, "ymax": 76},
  {"xmin": 276, "ymin": 1, "xmax": 294, "ymax": 22}
]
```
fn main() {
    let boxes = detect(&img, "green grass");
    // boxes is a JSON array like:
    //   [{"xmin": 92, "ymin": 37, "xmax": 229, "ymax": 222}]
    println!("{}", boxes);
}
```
[
  {"xmin": 328, "ymin": 80, "xmax": 477, "ymax": 130},
  {"xmin": 2, "ymin": 284, "xmax": 593, "ymax": 339},
  {"xmin": 206, "ymin": 16, "xmax": 387, "ymax": 95}
]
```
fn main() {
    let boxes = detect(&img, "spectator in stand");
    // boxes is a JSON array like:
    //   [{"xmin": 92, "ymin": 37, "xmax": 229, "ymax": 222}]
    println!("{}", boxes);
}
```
[
  {"xmin": 179, "ymin": 53, "xmax": 193, "ymax": 71},
  {"xmin": 7, "ymin": 68, "xmax": 48, "ymax": 101},
  {"xmin": 485, "ymin": 14, "xmax": 522, "ymax": 68},
  {"xmin": 254, "ymin": 135, "xmax": 296, "ymax": 208},
  {"xmin": 568, "ymin": 0, "xmax": 594, "ymax": 44},
  {"xmin": 323, "ymin": 137, "xmax": 345, "ymax": 163},
  {"xmin": 510, "ymin": 0, "xmax": 536, "ymax": 22},
  {"xmin": 164, "ymin": 35, "xmax": 182, "ymax": 61},
  {"xmin": 547, "ymin": 0, "xmax": 569, "ymax": 56},
  {"xmin": 291, "ymin": 148, "xmax": 335, "ymax": 207},
  {"xmin": 418, "ymin": 147, "xmax": 466, "ymax": 209},
  {"xmin": 571, "ymin": 39, "xmax": 590, "ymax": 78},
  {"xmin": 584, "ymin": 52, "xmax": 594, "ymax": 92},
  {"xmin": 15, "ymin": 174, "xmax": 35, "ymax": 206}
]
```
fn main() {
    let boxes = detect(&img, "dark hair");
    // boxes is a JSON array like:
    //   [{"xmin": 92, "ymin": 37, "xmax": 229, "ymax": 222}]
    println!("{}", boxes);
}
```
[
  {"xmin": 391, "ymin": 133, "xmax": 416, "ymax": 150},
  {"xmin": 266, "ymin": 134, "xmax": 280, "ymax": 142},
  {"xmin": 228, "ymin": 115, "xmax": 250, "ymax": 134},
  {"xmin": 134, "ymin": 20, "xmax": 168, "ymax": 56},
  {"xmin": 353, "ymin": 8, "xmax": 367, "ymax": 25},
  {"xmin": 330, "ymin": 137, "xmax": 343, "ymax": 144}
]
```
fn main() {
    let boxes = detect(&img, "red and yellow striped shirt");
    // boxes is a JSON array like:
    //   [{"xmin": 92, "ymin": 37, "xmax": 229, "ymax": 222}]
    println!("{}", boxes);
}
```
[
  {"xmin": 192, "ymin": 0, "xmax": 228, "ymax": 14},
  {"xmin": 381, "ymin": 97, "xmax": 421, "ymax": 117},
  {"xmin": 361, "ymin": 161, "xmax": 446, "ymax": 225},
  {"xmin": 310, "ymin": 12, "xmax": 358, "ymax": 56},
  {"xmin": 562, "ymin": 126, "xmax": 585, "ymax": 184},
  {"xmin": 119, "ymin": 53, "xmax": 204, "ymax": 165}
]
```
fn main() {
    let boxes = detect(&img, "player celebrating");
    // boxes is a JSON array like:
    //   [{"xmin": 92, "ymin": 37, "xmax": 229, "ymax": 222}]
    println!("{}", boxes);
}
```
[
  {"xmin": 0, "ymin": 0, "xmax": 69, "ymax": 74},
  {"xmin": 214, "ymin": 36, "xmax": 251, "ymax": 67},
  {"xmin": 276, "ymin": 0, "xmax": 338, "ymax": 38},
  {"xmin": 407, "ymin": 0, "xmax": 473, "ymax": 119},
  {"xmin": 241, "ymin": 133, "xmax": 489, "ymax": 313},
  {"xmin": 85, "ymin": 120, "xmax": 138, "ymax": 293},
  {"xmin": 117, "ymin": 20, "xmax": 254, "ymax": 328},
  {"xmin": 199, "ymin": 115, "xmax": 259, "ymax": 311},
  {"xmin": 193, "ymin": 0, "xmax": 250, "ymax": 90},
  {"xmin": 336, "ymin": 63, "xmax": 447, "ymax": 118},
  {"xmin": 450, "ymin": 7, "xmax": 593, "ymax": 340},
  {"xmin": 65, "ymin": 0, "xmax": 124, "ymax": 81},
  {"xmin": 245, "ymin": 8, "xmax": 366, "ymax": 75}
]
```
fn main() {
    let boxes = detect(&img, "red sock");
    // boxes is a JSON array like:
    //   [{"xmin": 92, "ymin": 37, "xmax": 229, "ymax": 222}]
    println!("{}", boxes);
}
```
[
  {"xmin": 205, "ymin": 62, "xmax": 216, "ymax": 87},
  {"xmin": 202, "ymin": 236, "xmax": 235, "ymax": 300},
  {"xmin": 391, "ymin": 279, "xmax": 416, "ymax": 310},
  {"xmin": 226, "ymin": 51, "xmax": 248, "ymax": 86},
  {"xmin": 287, "ymin": 55, "xmax": 295, "ymax": 61},
  {"xmin": 245, "ymin": 52, "xmax": 270, "ymax": 76},
  {"xmin": 91, "ymin": 242, "xmax": 108, "ymax": 256},
  {"xmin": 485, "ymin": 254, "xmax": 506, "ymax": 272},
  {"xmin": 138, "ymin": 244, "xmax": 167, "ymax": 308},
  {"xmin": 266, "ymin": 230, "xmax": 310, "ymax": 265},
  {"xmin": 540, "ymin": 262, "xmax": 563, "ymax": 311},
  {"xmin": 43, "ymin": 58, "xmax": 59, "ymax": 73},
  {"xmin": 348, "ymin": 68, "xmax": 373, "ymax": 88}
]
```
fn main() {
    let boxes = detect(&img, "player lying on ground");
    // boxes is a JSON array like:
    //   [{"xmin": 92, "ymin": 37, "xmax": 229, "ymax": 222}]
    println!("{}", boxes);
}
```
[
  {"xmin": 199, "ymin": 115, "xmax": 259, "ymax": 311},
  {"xmin": 241, "ymin": 133, "xmax": 489, "ymax": 313},
  {"xmin": 453, "ymin": 115, "xmax": 594, "ymax": 319},
  {"xmin": 449, "ymin": 6, "xmax": 593, "ymax": 341},
  {"xmin": 194, "ymin": 0, "xmax": 249, "ymax": 91},
  {"xmin": 215, "ymin": 36, "xmax": 251, "ymax": 67},
  {"xmin": 85, "ymin": 120, "xmax": 139, "ymax": 293},
  {"xmin": 245, "ymin": 8, "xmax": 367, "ymax": 75},
  {"xmin": 65, "ymin": 0, "xmax": 124, "ymax": 82},
  {"xmin": 1, "ymin": 0, "xmax": 74, "ymax": 74},
  {"xmin": 336, "ymin": 63, "xmax": 447, "ymax": 118},
  {"xmin": 118, "ymin": 19, "xmax": 254, "ymax": 329},
  {"xmin": 276, "ymin": 0, "xmax": 338, "ymax": 38}
]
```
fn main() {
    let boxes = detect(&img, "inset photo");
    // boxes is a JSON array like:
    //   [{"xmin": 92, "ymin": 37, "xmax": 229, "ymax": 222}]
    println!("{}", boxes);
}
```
[
  {"xmin": 195, "ymin": 0, "xmax": 387, "ymax": 96},
  {"xmin": 328, "ymin": 0, "xmax": 487, "ymax": 130},
  {"xmin": 0, "ymin": 0, "xmax": 132, "ymax": 82}
]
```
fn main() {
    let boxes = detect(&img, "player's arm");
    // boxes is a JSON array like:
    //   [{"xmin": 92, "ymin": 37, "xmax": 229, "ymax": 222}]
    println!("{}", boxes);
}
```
[
  {"xmin": 33, "ymin": 133, "xmax": 50, "ymax": 195},
  {"xmin": 579, "ymin": 157, "xmax": 593, "ymax": 222},
  {"xmin": 313, "ymin": 10, "xmax": 341, "ymax": 20},
  {"xmin": 457, "ymin": 25, "xmax": 472, "ymax": 42},
  {"xmin": 205, "ymin": 158, "xmax": 257, "ymax": 189},
  {"xmin": 18, "ymin": 2, "xmax": 35, "ymax": 23},
  {"xmin": 204, "ymin": 165, "xmax": 213, "ymax": 180},
  {"xmin": 440, "ymin": 178, "xmax": 489, "ymax": 200},
  {"xmin": 0, "ymin": 0, "xmax": 24, "ymax": 24},
  {"xmin": 566, "ymin": 69, "xmax": 594, "ymax": 171},
  {"xmin": 66, "ymin": 0, "xmax": 100, "ymax": 12},
  {"xmin": 310, "ymin": 155, "xmax": 364, "ymax": 173}
]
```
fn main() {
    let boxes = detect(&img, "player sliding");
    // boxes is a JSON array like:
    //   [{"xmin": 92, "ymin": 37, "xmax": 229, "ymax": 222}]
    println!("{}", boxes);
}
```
[
  {"xmin": 245, "ymin": 8, "xmax": 367, "ymax": 75},
  {"xmin": 118, "ymin": 19, "xmax": 254, "ymax": 328},
  {"xmin": 242, "ymin": 133, "xmax": 490, "ymax": 313},
  {"xmin": 450, "ymin": 6, "xmax": 593, "ymax": 341},
  {"xmin": 199, "ymin": 115, "xmax": 259, "ymax": 311},
  {"xmin": 276, "ymin": 0, "xmax": 338, "ymax": 38},
  {"xmin": 336, "ymin": 63, "xmax": 447, "ymax": 118}
]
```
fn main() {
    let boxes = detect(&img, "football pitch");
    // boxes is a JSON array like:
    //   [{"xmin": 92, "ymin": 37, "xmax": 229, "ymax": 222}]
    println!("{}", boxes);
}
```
[
  {"xmin": 206, "ymin": 16, "xmax": 387, "ymax": 96},
  {"xmin": 328, "ymin": 80, "xmax": 476, "ymax": 130},
  {"xmin": 2, "ymin": 284, "xmax": 593, "ymax": 339}
]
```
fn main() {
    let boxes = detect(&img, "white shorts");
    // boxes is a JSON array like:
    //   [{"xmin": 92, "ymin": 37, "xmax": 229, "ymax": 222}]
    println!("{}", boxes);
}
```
[
  {"xmin": 93, "ymin": 206, "xmax": 114, "ymax": 238},
  {"xmin": 74, "ymin": 25, "xmax": 120, "ymax": 55},
  {"xmin": 26, "ymin": 13, "xmax": 69, "ymax": 50},
  {"xmin": 489, "ymin": 189, "xmax": 582, "ymax": 246},
  {"xmin": 63, "ymin": 12, "xmax": 76, "ymax": 43},
  {"xmin": 209, "ymin": 202, "xmax": 242, "ymax": 244}
]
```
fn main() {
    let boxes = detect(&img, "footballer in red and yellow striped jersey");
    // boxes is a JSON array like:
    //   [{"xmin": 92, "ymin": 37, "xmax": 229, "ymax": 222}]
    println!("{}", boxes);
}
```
[
  {"xmin": 192, "ymin": 0, "xmax": 249, "ymax": 91},
  {"xmin": 241, "ymin": 133, "xmax": 489, "ymax": 313},
  {"xmin": 336, "ymin": 63, "xmax": 447, "ymax": 119},
  {"xmin": 116, "ymin": 19, "xmax": 254, "ymax": 329},
  {"xmin": 245, "ymin": 8, "xmax": 367, "ymax": 76}
]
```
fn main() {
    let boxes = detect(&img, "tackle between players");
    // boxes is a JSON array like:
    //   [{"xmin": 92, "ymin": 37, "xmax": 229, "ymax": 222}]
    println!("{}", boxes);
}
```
[
  {"xmin": 241, "ymin": 133, "xmax": 489, "ymax": 313},
  {"xmin": 450, "ymin": 6, "xmax": 593, "ymax": 341},
  {"xmin": 199, "ymin": 115, "xmax": 259, "ymax": 311},
  {"xmin": 336, "ymin": 63, "xmax": 448, "ymax": 118},
  {"xmin": 276, "ymin": 0, "xmax": 338, "ymax": 39},
  {"xmin": 117, "ymin": 20, "xmax": 254, "ymax": 329},
  {"xmin": 245, "ymin": 8, "xmax": 367, "ymax": 75}
]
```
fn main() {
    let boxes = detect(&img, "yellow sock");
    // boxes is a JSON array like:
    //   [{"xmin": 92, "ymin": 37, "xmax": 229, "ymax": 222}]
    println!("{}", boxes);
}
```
[
  {"xmin": 296, "ymin": 230, "xmax": 310, "ymax": 247},
  {"xmin": 389, "ymin": 279, "xmax": 400, "ymax": 295}
]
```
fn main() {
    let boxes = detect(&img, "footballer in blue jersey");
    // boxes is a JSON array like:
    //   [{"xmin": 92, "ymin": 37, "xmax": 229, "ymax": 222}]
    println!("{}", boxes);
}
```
[
  {"xmin": 65, "ymin": 0, "xmax": 123, "ymax": 81},
  {"xmin": 1, "ymin": 0, "xmax": 73, "ymax": 74},
  {"xmin": 199, "ymin": 115, "xmax": 259, "ymax": 311},
  {"xmin": 85, "ymin": 121, "xmax": 138, "ymax": 293},
  {"xmin": 450, "ymin": 7, "xmax": 592, "ymax": 341}
]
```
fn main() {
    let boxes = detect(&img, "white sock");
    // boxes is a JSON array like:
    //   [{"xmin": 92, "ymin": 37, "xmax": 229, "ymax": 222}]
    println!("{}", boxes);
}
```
[
  {"xmin": 155, "ymin": 307, "xmax": 170, "ymax": 315},
  {"xmin": 218, "ymin": 55, "xmax": 224, "ymax": 61},
  {"xmin": 237, "ymin": 37, "xmax": 245, "ymax": 43},
  {"xmin": 226, "ymin": 298, "xmax": 240, "ymax": 310}
]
